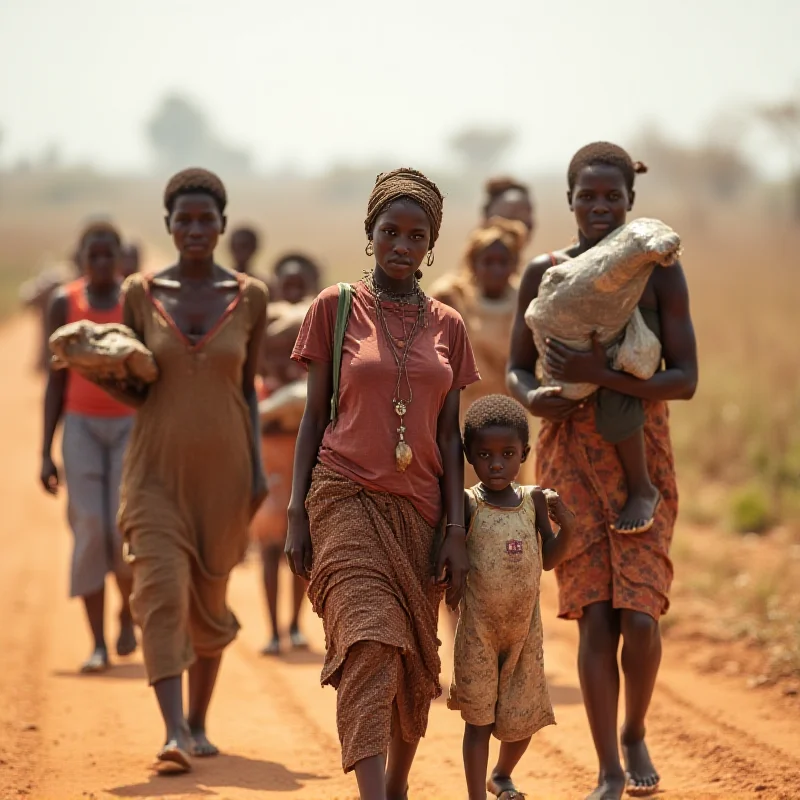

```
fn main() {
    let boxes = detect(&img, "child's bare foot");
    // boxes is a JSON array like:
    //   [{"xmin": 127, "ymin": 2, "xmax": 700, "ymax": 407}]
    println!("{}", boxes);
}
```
[
  {"xmin": 190, "ymin": 727, "xmax": 220, "ymax": 757},
  {"xmin": 80, "ymin": 646, "xmax": 109, "ymax": 674},
  {"xmin": 116, "ymin": 618, "xmax": 137, "ymax": 657},
  {"xmin": 488, "ymin": 773, "xmax": 526, "ymax": 799},
  {"xmin": 613, "ymin": 487, "xmax": 660, "ymax": 534},
  {"xmin": 585, "ymin": 772, "xmax": 626, "ymax": 800},
  {"xmin": 622, "ymin": 732, "xmax": 660, "ymax": 796}
]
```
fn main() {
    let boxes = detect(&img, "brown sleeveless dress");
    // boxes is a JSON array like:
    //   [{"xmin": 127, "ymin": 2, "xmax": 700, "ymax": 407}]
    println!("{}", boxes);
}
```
[{"xmin": 118, "ymin": 272, "xmax": 268, "ymax": 685}]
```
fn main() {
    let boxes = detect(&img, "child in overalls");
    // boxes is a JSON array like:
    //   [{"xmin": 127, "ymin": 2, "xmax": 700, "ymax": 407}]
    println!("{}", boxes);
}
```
[{"xmin": 449, "ymin": 394, "xmax": 575, "ymax": 800}]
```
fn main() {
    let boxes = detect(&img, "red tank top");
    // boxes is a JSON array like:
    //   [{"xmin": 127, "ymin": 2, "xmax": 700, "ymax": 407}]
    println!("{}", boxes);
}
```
[{"xmin": 63, "ymin": 279, "xmax": 134, "ymax": 418}]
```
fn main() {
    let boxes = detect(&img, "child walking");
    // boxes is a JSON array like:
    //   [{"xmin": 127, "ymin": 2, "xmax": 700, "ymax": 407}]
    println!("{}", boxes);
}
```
[{"xmin": 448, "ymin": 394, "xmax": 575, "ymax": 800}]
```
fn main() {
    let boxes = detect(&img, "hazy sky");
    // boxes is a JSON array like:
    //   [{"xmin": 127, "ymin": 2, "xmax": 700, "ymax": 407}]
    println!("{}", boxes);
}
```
[{"xmin": 1, "ymin": 0, "xmax": 798, "ymax": 175}]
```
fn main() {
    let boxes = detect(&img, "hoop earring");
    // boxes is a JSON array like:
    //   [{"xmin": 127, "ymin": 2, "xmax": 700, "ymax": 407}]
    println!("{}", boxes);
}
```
[
  {"xmin": 426, "ymin": 250, "xmax": 435, "ymax": 267},
  {"xmin": 365, "ymin": 241, "xmax": 374, "ymax": 257}
]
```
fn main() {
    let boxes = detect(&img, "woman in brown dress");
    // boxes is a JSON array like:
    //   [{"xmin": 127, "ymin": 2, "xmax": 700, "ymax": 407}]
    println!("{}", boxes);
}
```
[
  {"xmin": 105, "ymin": 168, "xmax": 268, "ymax": 773},
  {"xmin": 286, "ymin": 168, "xmax": 479, "ymax": 800},
  {"xmin": 507, "ymin": 142, "xmax": 698, "ymax": 800}
]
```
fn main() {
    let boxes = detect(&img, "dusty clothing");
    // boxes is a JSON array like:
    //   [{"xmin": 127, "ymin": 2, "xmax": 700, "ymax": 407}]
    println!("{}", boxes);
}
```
[
  {"xmin": 293, "ymin": 282, "xmax": 479, "ymax": 526},
  {"xmin": 250, "ymin": 432, "xmax": 296, "ymax": 546},
  {"xmin": 63, "ymin": 279, "xmax": 135, "ymax": 418},
  {"xmin": 306, "ymin": 465, "xmax": 442, "ymax": 772},
  {"xmin": 537, "ymin": 401, "xmax": 678, "ymax": 621},
  {"xmin": 118, "ymin": 272, "xmax": 268, "ymax": 684},
  {"xmin": 448, "ymin": 485, "xmax": 554, "ymax": 741},
  {"xmin": 593, "ymin": 306, "xmax": 662, "ymax": 444},
  {"xmin": 62, "ymin": 412, "xmax": 133, "ymax": 597}
]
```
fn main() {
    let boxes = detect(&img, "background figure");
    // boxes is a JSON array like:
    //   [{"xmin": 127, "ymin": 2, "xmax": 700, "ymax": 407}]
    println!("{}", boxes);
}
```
[
  {"xmin": 20, "ymin": 249, "xmax": 81, "ymax": 373},
  {"xmin": 482, "ymin": 176, "xmax": 535, "ymax": 244},
  {"xmin": 430, "ymin": 217, "xmax": 528, "ymax": 488},
  {"xmin": 228, "ymin": 225, "xmax": 262, "ymax": 274},
  {"xmin": 252, "ymin": 254, "xmax": 324, "ymax": 655},
  {"xmin": 273, "ymin": 252, "xmax": 322, "ymax": 302},
  {"xmin": 120, "ymin": 242, "xmax": 142, "ymax": 279},
  {"xmin": 40, "ymin": 222, "xmax": 136, "ymax": 673}
]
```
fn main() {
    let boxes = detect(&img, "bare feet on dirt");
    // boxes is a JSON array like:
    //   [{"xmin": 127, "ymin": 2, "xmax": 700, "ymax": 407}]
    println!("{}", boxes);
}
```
[
  {"xmin": 622, "ymin": 730, "xmax": 660, "ymax": 796},
  {"xmin": 585, "ymin": 772, "xmax": 627, "ymax": 800},
  {"xmin": 190, "ymin": 727, "xmax": 220, "ymax": 757}
]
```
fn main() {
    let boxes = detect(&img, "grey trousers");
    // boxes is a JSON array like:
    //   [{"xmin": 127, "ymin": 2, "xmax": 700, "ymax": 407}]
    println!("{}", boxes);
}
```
[{"xmin": 62, "ymin": 413, "xmax": 134, "ymax": 597}]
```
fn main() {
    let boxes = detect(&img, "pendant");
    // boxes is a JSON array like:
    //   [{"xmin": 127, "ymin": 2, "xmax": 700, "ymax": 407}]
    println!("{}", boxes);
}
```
[
  {"xmin": 395, "ymin": 421, "xmax": 413, "ymax": 473},
  {"xmin": 394, "ymin": 401, "xmax": 407, "ymax": 416}
]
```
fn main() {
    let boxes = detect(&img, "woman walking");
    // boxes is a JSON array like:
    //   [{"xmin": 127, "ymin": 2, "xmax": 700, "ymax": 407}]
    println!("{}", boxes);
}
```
[
  {"xmin": 286, "ymin": 168, "xmax": 479, "ymax": 800},
  {"xmin": 507, "ymin": 142, "xmax": 698, "ymax": 799},
  {"xmin": 105, "ymin": 168, "xmax": 268, "ymax": 772},
  {"xmin": 40, "ymin": 221, "xmax": 137, "ymax": 673}
]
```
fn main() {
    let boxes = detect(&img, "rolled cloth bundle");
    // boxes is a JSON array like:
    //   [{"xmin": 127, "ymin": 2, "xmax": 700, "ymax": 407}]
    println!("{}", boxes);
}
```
[
  {"xmin": 525, "ymin": 218, "xmax": 681, "ymax": 399},
  {"xmin": 49, "ymin": 320, "xmax": 158, "ymax": 387}
]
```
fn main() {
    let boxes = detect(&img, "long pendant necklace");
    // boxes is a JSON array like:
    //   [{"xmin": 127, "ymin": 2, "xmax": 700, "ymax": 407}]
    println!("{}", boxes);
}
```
[{"xmin": 363, "ymin": 272, "xmax": 426, "ymax": 472}]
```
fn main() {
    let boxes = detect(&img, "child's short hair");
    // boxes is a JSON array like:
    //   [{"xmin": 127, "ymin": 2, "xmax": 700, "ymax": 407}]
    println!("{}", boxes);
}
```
[{"xmin": 463, "ymin": 394, "xmax": 529, "ymax": 451}]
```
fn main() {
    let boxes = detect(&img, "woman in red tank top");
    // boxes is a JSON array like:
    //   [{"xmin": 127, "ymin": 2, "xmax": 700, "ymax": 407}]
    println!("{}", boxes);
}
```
[{"xmin": 40, "ymin": 221, "xmax": 136, "ymax": 674}]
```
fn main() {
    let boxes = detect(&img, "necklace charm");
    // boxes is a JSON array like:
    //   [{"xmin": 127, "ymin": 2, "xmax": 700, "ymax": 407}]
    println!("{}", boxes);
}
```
[
  {"xmin": 394, "ymin": 401, "xmax": 407, "ymax": 416},
  {"xmin": 395, "ymin": 422, "xmax": 413, "ymax": 473}
]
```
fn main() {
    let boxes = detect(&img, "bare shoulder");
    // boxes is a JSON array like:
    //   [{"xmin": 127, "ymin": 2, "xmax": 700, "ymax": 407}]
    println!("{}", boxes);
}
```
[{"xmin": 518, "ymin": 254, "xmax": 558, "ymax": 307}]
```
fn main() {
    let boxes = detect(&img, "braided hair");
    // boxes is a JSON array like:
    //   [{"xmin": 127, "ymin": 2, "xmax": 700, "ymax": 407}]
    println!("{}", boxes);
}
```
[
  {"xmin": 463, "ymin": 394, "xmax": 530, "ymax": 452},
  {"xmin": 365, "ymin": 166, "xmax": 443, "ymax": 243},
  {"xmin": 568, "ymin": 142, "xmax": 648, "ymax": 193},
  {"xmin": 164, "ymin": 167, "xmax": 227, "ymax": 213}
]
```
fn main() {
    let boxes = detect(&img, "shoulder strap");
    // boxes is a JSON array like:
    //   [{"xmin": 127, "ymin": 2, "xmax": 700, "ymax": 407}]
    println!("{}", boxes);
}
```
[{"xmin": 329, "ymin": 282, "xmax": 353, "ymax": 427}]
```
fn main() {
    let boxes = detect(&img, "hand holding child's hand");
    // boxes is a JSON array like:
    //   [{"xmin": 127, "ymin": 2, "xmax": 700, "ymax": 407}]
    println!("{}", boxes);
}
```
[{"xmin": 544, "ymin": 489, "xmax": 575, "ymax": 530}]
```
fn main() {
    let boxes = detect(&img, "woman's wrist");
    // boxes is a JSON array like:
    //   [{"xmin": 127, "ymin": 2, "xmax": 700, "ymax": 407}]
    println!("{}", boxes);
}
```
[
  {"xmin": 444, "ymin": 522, "xmax": 466, "ymax": 537},
  {"xmin": 287, "ymin": 502, "xmax": 307, "ymax": 520}
]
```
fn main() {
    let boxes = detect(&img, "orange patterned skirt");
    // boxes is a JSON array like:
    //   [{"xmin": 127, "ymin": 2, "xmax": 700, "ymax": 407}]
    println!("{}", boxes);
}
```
[
  {"xmin": 536, "ymin": 400, "xmax": 678, "ymax": 621},
  {"xmin": 250, "ymin": 433, "xmax": 297, "ymax": 546}
]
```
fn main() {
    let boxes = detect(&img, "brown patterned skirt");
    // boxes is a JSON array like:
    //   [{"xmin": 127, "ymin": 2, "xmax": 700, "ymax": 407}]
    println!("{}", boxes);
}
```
[
  {"xmin": 536, "ymin": 400, "xmax": 678, "ymax": 621},
  {"xmin": 306, "ymin": 465, "xmax": 442, "ymax": 771}
]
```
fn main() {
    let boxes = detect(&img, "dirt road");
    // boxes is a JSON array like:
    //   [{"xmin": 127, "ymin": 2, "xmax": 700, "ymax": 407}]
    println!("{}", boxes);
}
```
[{"xmin": 1, "ymin": 314, "xmax": 799, "ymax": 800}]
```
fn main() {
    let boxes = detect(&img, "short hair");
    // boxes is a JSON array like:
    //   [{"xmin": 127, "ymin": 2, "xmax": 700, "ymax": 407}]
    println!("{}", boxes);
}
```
[
  {"xmin": 230, "ymin": 225, "xmax": 260, "ymax": 248},
  {"xmin": 78, "ymin": 221, "xmax": 122, "ymax": 249},
  {"xmin": 568, "ymin": 142, "xmax": 648, "ymax": 193},
  {"xmin": 164, "ymin": 167, "xmax": 227, "ymax": 213},
  {"xmin": 483, "ymin": 176, "xmax": 532, "ymax": 218},
  {"xmin": 273, "ymin": 252, "xmax": 321, "ymax": 282},
  {"xmin": 463, "ymin": 394, "xmax": 529, "ymax": 452}
]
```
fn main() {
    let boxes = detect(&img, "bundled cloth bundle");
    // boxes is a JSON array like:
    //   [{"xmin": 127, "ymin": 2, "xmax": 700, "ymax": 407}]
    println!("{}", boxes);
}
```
[
  {"xmin": 49, "ymin": 320, "xmax": 159, "ymax": 388},
  {"xmin": 525, "ymin": 218, "xmax": 680, "ymax": 399},
  {"xmin": 258, "ymin": 379, "xmax": 307, "ymax": 432},
  {"xmin": 258, "ymin": 300, "xmax": 309, "ymax": 433}
]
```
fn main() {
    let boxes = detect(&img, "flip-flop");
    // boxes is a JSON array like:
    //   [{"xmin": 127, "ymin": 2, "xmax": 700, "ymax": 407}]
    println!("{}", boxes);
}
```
[
  {"xmin": 488, "ymin": 777, "xmax": 526, "ymax": 799},
  {"xmin": 260, "ymin": 638, "xmax": 281, "ymax": 656},
  {"xmin": 290, "ymin": 629, "xmax": 309, "ymax": 650},
  {"xmin": 80, "ymin": 649, "xmax": 109, "ymax": 674},
  {"xmin": 156, "ymin": 742, "xmax": 192, "ymax": 773},
  {"xmin": 626, "ymin": 774, "xmax": 660, "ymax": 797},
  {"xmin": 612, "ymin": 495, "xmax": 661, "ymax": 535}
]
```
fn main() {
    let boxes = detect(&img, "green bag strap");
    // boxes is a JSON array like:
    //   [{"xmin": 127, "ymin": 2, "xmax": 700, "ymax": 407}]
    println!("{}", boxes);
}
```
[{"xmin": 330, "ymin": 282, "xmax": 353, "ymax": 427}]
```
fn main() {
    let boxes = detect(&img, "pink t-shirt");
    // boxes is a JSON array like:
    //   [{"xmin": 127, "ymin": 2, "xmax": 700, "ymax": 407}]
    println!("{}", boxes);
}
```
[{"xmin": 293, "ymin": 281, "xmax": 480, "ymax": 525}]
